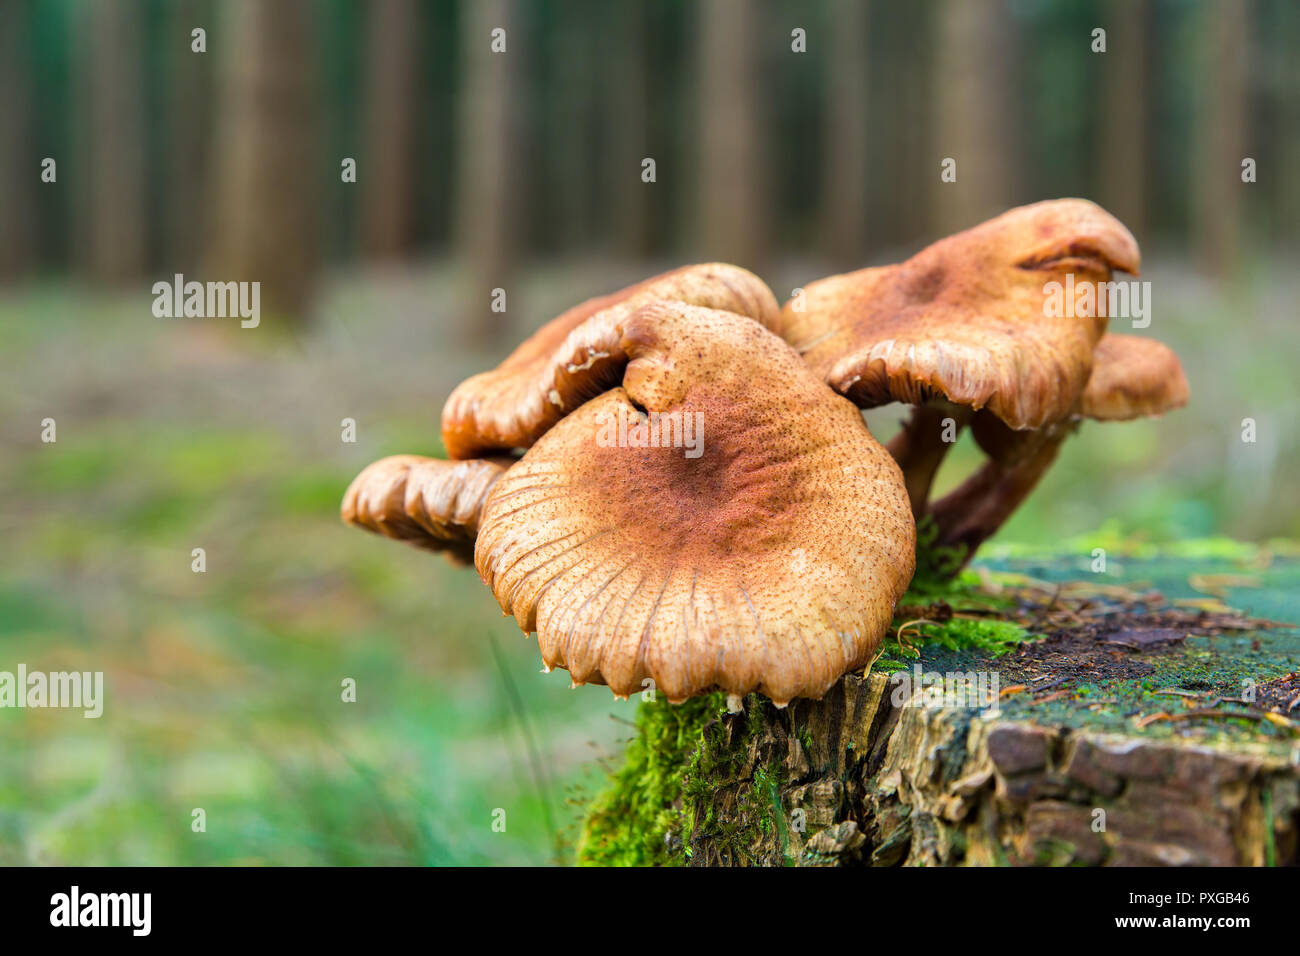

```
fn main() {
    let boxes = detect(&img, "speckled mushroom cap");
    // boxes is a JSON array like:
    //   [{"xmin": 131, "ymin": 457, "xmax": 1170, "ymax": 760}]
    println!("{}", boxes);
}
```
[
  {"xmin": 342, "ymin": 454, "xmax": 512, "ymax": 564},
  {"xmin": 474, "ymin": 302, "xmax": 916, "ymax": 706},
  {"xmin": 442, "ymin": 263, "xmax": 779, "ymax": 459},
  {"xmin": 1081, "ymin": 333, "xmax": 1190, "ymax": 422},
  {"xmin": 776, "ymin": 199, "xmax": 1141, "ymax": 430}
]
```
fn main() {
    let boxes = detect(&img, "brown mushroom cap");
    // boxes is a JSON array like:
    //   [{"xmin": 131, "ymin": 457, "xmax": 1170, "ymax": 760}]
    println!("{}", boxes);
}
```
[
  {"xmin": 1081, "ymin": 333, "xmax": 1190, "ymax": 421},
  {"xmin": 777, "ymin": 199, "xmax": 1141, "ymax": 430},
  {"xmin": 442, "ymin": 263, "xmax": 779, "ymax": 459},
  {"xmin": 342, "ymin": 454, "xmax": 511, "ymax": 564},
  {"xmin": 474, "ymin": 302, "xmax": 915, "ymax": 706}
]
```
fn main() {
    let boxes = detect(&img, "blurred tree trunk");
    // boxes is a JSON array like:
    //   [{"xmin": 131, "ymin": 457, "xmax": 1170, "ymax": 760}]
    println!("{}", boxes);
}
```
[
  {"xmin": 1098, "ymin": 0, "xmax": 1148, "ymax": 240},
  {"xmin": 931, "ymin": 0, "xmax": 1017, "ymax": 236},
  {"xmin": 78, "ymin": 0, "xmax": 148, "ymax": 282},
  {"xmin": 167, "ymin": 0, "xmax": 214, "ymax": 274},
  {"xmin": 696, "ymin": 0, "xmax": 768, "ymax": 272},
  {"xmin": 821, "ymin": 0, "xmax": 870, "ymax": 268},
  {"xmin": 550, "ymin": 4, "xmax": 597, "ymax": 252},
  {"xmin": 878, "ymin": 1, "xmax": 931, "ymax": 252},
  {"xmin": 0, "ymin": 0, "xmax": 35, "ymax": 279},
  {"xmin": 1193, "ymin": 0, "xmax": 1249, "ymax": 276},
  {"xmin": 360, "ymin": 0, "xmax": 417, "ymax": 259},
  {"xmin": 454, "ymin": 0, "xmax": 520, "ymax": 347},
  {"xmin": 1279, "ymin": 0, "xmax": 1300, "ymax": 246},
  {"xmin": 208, "ymin": 0, "xmax": 318, "ymax": 321},
  {"xmin": 607, "ymin": 1, "xmax": 652, "ymax": 258}
]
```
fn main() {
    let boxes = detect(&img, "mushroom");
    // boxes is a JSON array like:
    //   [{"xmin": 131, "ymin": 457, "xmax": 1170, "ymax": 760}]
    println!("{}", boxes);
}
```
[
  {"xmin": 776, "ymin": 199, "xmax": 1140, "ymax": 520},
  {"xmin": 474, "ymin": 301, "xmax": 916, "ymax": 706},
  {"xmin": 1081, "ymin": 333, "xmax": 1190, "ymax": 422},
  {"xmin": 342, "ymin": 454, "xmax": 512, "ymax": 565},
  {"xmin": 928, "ymin": 332, "xmax": 1189, "ymax": 559},
  {"xmin": 442, "ymin": 263, "xmax": 779, "ymax": 459}
]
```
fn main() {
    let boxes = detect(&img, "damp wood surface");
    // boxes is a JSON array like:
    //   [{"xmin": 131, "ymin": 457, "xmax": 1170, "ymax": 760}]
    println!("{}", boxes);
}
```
[{"xmin": 577, "ymin": 546, "xmax": 1300, "ymax": 866}]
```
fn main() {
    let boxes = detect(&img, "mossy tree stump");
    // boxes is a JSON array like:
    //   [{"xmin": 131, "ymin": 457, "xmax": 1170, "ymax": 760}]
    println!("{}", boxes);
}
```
[{"xmin": 578, "ymin": 553, "xmax": 1300, "ymax": 867}]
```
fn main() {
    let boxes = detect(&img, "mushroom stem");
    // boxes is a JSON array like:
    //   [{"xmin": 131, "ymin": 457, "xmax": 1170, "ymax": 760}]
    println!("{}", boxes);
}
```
[
  {"xmin": 885, "ymin": 401, "xmax": 973, "ymax": 517},
  {"xmin": 927, "ymin": 421, "xmax": 1074, "ymax": 568}
]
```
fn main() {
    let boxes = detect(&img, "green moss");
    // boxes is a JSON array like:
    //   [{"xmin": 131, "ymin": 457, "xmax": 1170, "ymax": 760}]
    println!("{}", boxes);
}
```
[
  {"xmin": 796, "ymin": 725, "xmax": 814, "ymax": 755},
  {"xmin": 754, "ymin": 765, "xmax": 789, "ymax": 859},
  {"xmin": 576, "ymin": 692, "xmax": 726, "ymax": 866},
  {"xmin": 904, "ymin": 567, "xmax": 991, "ymax": 604},
  {"xmin": 679, "ymin": 693, "xmax": 790, "ymax": 865},
  {"xmin": 910, "ymin": 515, "xmax": 970, "ymax": 587},
  {"xmin": 905, "ymin": 522, "xmax": 1016, "ymax": 614},
  {"xmin": 979, "ymin": 525, "xmax": 1300, "ymax": 563},
  {"xmin": 874, "ymin": 616, "xmax": 1035, "ymax": 673},
  {"xmin": 873, "ymin": 561, "xmax": 1036, "ymax": 673}
]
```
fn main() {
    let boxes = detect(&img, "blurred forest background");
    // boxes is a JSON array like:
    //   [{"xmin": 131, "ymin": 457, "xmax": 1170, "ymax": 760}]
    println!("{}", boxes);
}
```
[
  {"xmin": 1, "ymin": 0, "xmax": 1298, "ymax": 866},
  {"xmin": 3, "ymin": 0, "xmax": 1300, "ymax": 302}
]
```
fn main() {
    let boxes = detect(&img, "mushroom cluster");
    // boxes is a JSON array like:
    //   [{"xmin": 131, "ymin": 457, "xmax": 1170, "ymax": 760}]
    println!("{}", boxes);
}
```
[{"xmin": 343, "ymin": 201, "xmax": 1188, "ymax": 705}]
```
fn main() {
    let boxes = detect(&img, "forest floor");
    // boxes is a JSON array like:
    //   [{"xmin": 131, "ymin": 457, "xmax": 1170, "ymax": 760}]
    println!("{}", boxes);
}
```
[{"xmin": 897, "ymin": 556, "xmax": 1300, "ymax": 748}]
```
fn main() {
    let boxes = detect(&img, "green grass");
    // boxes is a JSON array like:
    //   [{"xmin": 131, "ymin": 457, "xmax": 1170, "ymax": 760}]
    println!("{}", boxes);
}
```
[{"xmin": 1, "ymin": 405, "xmax": 623, "ymax": 865}]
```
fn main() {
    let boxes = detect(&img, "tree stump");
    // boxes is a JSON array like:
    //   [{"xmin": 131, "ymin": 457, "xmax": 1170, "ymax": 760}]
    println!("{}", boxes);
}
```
[{"xmin": 578, "ymin": 552, "xmax": 1300, "ymax": 867}]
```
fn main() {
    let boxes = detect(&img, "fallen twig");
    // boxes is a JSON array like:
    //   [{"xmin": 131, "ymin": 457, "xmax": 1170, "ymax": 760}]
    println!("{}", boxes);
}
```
[{"xmin": 1136, "ymin": 708, "xmax": 1299, "ymax": 735}]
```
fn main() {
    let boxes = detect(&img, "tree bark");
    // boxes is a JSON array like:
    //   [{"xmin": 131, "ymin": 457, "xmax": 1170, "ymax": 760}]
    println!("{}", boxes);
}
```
[{"xmin": 685, "ymin": 668, "xmax": 1299, "ymax": 866}]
